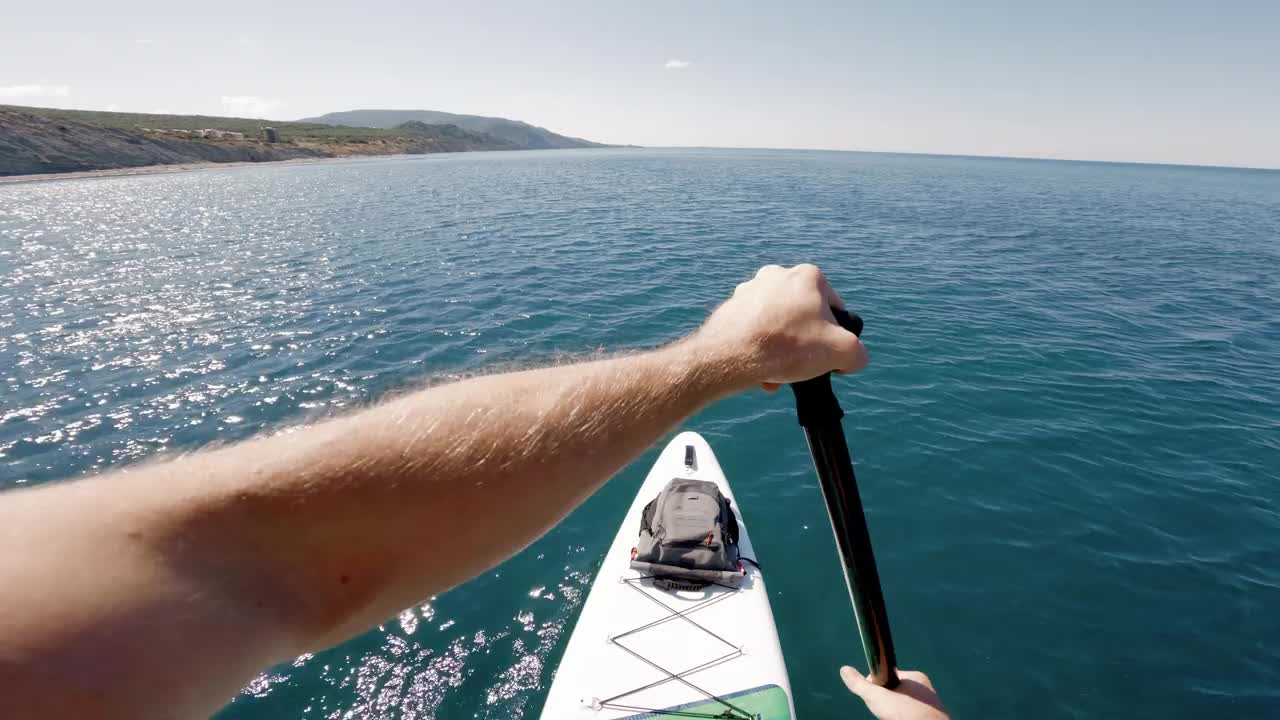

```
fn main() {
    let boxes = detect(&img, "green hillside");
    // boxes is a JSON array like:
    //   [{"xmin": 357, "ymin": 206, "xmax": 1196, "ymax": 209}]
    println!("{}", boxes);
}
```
[
  {"xmin": 0, "ymin": 105, "xmax": 403, "ymax": 144},
  {"xmin": 298, "ymin": 109, "xmax": 605, "ymax": 149}
]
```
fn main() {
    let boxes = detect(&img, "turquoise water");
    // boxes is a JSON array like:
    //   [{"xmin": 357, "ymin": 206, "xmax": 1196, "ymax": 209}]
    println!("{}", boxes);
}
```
[{"xmin": 2, "ymin": 149, "xmax": 1278, "ymax": 719}]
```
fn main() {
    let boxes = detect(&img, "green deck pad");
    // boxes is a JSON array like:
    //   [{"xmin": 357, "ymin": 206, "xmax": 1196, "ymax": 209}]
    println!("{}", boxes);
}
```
[{"xmin": 616, "ymin": 683, "xmax": 791, "ymax": 719}]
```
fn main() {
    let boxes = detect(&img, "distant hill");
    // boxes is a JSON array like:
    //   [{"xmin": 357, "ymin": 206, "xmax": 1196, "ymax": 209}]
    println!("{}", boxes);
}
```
[
  {"xmin": 299, "ymin": 109, "xmax": 604, "ymax": 150},
  {"xmin": 0, "ymin": 105, "xmax": 532, "ymax": 176}
]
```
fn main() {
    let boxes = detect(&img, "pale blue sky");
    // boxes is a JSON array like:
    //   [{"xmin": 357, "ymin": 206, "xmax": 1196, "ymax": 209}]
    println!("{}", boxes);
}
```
[{"xmin": 4, "ymin": 1, "xmax": 1278, "ymax": 168}]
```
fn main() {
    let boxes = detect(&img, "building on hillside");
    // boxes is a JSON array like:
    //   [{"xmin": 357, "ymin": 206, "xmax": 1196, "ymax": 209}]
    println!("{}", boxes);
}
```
[
  {"xmin": 262, "ymin": 127, "xmax": 280, "ymax": 143},
  {"xmin": 175, "ymin": 129, "xmax": 246, "ymax": 141}
]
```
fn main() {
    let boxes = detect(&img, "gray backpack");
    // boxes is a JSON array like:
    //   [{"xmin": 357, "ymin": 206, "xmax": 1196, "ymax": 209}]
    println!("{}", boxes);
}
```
[{"xmin": 630, "ymin": 478, "xmax": 743, "ymax": 589}]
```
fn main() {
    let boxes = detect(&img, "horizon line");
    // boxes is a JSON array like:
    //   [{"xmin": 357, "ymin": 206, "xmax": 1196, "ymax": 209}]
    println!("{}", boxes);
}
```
[{"xmin": 631, "ymin": 145, "xmax": 1280, "ymax": 173}]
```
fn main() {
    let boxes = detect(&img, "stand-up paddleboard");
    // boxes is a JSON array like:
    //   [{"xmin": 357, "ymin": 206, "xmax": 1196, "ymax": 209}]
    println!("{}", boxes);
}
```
[{"xmin": 541, "ymin": 431, "xmax": 794, "ymax": 719}]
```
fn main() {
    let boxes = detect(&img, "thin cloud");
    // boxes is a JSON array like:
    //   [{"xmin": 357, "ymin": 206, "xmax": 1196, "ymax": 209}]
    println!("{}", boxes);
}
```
[
  {"xmin": 664, "ymin": 59, "xmax": 691, "ymax": 70},
  {"xmin": 105, "ymin": 103, "xmax": 121, "ymax": 112},
  {"xmin": 135, "ymin": 38, "xmax": 154, "ymax": 45},
  {"xmin": 0, "ymin": 84, "xmax": 71, "ymax": 99},
  {"xmin": 220, "ymin": 95, "xmax": 282, "ymax": 118}
]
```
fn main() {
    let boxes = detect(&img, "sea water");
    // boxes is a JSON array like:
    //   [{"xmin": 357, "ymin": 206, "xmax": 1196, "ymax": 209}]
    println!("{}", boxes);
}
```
[{"xmin": 2, "ymin": 149, "xmax": 1277, "ymax": 718}]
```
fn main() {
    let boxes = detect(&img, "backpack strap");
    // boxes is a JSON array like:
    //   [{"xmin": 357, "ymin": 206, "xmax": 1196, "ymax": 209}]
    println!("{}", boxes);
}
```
[
  {"xmin": 630, "ymin": 560, "xmax": 744, "ymax": 588},
  {"xmin": 651, "ymin": 576, "xmax": 707, "ymax": 592},
  {"xmin": 723, "ymin": 498, "xmax": 739, "ymax": 547},
  {"xmin": 638, "ymin": 496, "xmax": 658, "ymax": 535}
]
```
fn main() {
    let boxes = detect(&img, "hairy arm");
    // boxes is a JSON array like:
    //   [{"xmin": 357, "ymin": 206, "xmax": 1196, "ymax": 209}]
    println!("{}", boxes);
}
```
[{"xmin": 0, "ymin": 264, "xmax": 866, "ymax": 719}]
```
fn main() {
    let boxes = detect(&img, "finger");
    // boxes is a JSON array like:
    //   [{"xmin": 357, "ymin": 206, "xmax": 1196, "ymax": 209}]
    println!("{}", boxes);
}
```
[
  {"xmin": 827, "ymin": 325, "xmax": 869, "ymax": 374},
  {"xmin": 760, "ymin": 382, "xmax": 781, "ymax": 393},
  {"xmin": 755, "ymin": 264, "xmax": 784, "ymax": 279},
  {"xmin": 898, "ymin": 670, "xmax": 934, "ymax": 689},
  {"xmin": 820, "ymin": 302, "xmax": 838, "ymax": 326},
  {"xmin": 840, "ymin": 666, "xmax": 877, "ymax": 699}
]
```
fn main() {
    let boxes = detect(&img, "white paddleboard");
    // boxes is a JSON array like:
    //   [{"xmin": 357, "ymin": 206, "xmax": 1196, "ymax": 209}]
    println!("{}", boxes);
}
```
[{"xmin": 541, "ymin": 431, "xmax": 795, "ymax": 719}]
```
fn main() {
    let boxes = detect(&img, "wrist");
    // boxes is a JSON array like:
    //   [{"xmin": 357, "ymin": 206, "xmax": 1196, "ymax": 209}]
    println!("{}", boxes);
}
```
[{"xmin": 670, "ymin": 331, "xmax": 759, "ymax": 398}]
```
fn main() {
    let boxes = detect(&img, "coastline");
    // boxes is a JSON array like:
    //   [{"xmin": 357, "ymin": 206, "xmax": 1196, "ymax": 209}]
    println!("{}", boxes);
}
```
[
  {"xmin": 2, "ymin": 104, "xmax": 576, "ymax": 183},
  {"xmin": 0, "ymin": 156, "xmax": 357, "ymax": 186}
]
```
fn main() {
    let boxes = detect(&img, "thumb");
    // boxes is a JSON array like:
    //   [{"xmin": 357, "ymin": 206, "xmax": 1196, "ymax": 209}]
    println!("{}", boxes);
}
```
[
  {"xmin": 840, "ymin": 666, "xmax": 880, "ymax": 699},
  {"xmin": 826, "ymin": 325, "xmax": 868, "ymax": 374}
]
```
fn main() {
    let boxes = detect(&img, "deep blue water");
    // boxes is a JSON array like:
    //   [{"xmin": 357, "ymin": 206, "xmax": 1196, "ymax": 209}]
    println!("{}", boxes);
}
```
[{"xmin": 2, "ymin": 149, "xmax": 1279, "ymax": 719}]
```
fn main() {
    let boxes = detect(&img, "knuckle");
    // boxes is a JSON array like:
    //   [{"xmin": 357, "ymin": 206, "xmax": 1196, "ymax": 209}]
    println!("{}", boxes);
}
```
[
  {"xmin": 794, "ymin": 263, "xmax": 822, "ymax": 279},
  {"xmin": 756, "ymin": 264, "xmax": 783, "ymax": 278}
]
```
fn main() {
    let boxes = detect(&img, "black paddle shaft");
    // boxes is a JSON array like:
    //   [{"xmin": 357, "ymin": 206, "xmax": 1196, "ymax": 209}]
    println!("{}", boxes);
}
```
[{"xmin": 790, "ymin": 308, "xmax": 900, "ymax": 689}]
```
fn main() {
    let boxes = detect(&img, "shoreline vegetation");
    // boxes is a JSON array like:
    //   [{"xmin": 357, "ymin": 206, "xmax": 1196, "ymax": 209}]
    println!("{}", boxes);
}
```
[{"xmin": 0, "ymin": 105, "xmax": 607, "ymax": 179}]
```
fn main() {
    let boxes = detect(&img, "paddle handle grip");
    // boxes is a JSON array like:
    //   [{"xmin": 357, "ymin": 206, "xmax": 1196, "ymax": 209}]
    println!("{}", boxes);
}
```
[
  {"xmin": 791, "ymin": 307, "xmax": 862, "ymax": 427},
  {"xmin": 790, "ymin": 307, "xmax": 900, "ymax": 689},
  {"xmin": 833, "ymin": 307, "xmax": 864, "ymax": 337}
]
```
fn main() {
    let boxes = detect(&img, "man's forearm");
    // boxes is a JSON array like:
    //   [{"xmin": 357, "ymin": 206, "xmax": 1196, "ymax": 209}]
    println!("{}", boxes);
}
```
[
  {"xmin": 3, "ymin": 338, "xmax": 744, "ymax": 717},
  {"xmin": 166, "ymin": 337, "xmax": 745, "ymax": 648}
]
